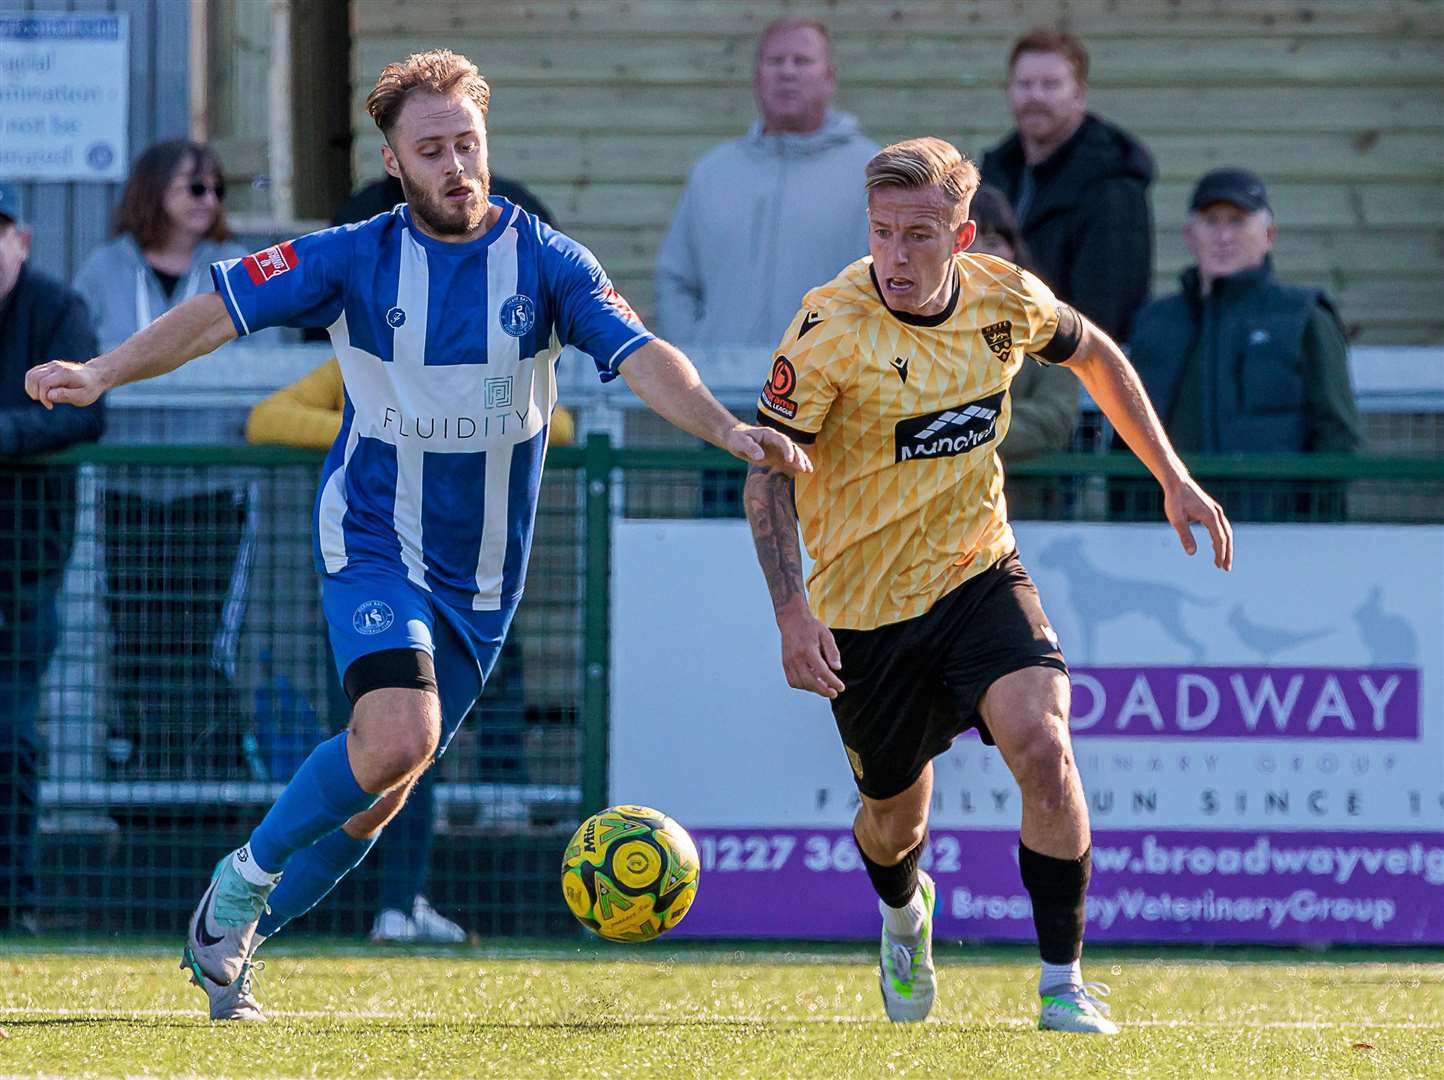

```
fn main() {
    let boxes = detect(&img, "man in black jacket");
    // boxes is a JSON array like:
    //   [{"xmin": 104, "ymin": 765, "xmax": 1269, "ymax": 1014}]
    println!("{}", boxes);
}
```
[
  {"xmin": 981, "ymin": 28, "xmax": 1155, "ymax": 343},
  {"xmin": 0, "ymin": 182, "xmax": 106, "ymax": 934},
  {"xmin": 1122, "ymin": 168, "xmax": 1359, "ymax": 521},
  {"xmin": 1130, "ymin": 168, "xmax": 1358, "ymax": 456}
]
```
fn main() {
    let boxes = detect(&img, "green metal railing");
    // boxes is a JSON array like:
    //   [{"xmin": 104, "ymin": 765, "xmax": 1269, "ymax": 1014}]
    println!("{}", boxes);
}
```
[{"xmin": 2, "ymin": 439, "xmax": 1440, "ymax": 939}]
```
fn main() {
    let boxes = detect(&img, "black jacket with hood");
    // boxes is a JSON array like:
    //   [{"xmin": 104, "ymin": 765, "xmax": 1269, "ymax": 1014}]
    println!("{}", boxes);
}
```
[
  {"xmin": 0, "ymin": 263, "xmax": 104, "ymax": 588},
  {"xmin": 982, "ymin": 113, "xmax": 1156, "ymax": 343}
]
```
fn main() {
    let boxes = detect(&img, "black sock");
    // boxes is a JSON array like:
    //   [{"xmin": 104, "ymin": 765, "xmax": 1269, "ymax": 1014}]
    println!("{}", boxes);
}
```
[
  {"xmin": 855, "ymin": 828, "xmax": 926, "ymax": 909},
  {"xmin": 1018, "ymin": 841, "xmax": 1091, "ymax": 964}
]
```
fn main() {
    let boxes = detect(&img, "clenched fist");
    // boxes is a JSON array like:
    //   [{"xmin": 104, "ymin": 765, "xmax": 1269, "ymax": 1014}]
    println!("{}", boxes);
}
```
[{"xmin": 25, "ymin": 359, "xmax": 106, "ymax": 410}]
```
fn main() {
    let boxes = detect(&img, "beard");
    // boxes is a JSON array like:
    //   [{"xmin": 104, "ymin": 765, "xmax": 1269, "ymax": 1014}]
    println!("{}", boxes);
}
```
[{"xmin": 397, "ymin": 161, "xmax": 491, "ymax": 236}]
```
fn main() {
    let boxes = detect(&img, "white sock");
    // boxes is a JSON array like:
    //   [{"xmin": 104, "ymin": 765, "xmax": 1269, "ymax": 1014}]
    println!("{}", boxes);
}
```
[
  {"xmin": 233, "ymin": 844, "xmax": 283, "ymax": 887},
  {"xmin": 1040, "ymin": 959, "xmax": 1082, "ymax": 994},
  {"xmin": 881, "ymin": 886, "xmax": 926, "ymax": 940}
]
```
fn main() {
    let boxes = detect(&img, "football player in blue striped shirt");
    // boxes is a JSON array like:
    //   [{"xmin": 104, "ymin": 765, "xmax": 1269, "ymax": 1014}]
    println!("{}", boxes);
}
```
[{"xmin": 26, "ymin": 48, "xmax": 810, "ymax": 1020}]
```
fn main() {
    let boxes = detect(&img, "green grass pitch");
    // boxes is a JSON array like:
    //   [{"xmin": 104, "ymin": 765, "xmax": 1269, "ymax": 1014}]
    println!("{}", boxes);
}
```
[{"xmin": 4, "ymin": 940, "xmax": 1442, "ymax": 1078}]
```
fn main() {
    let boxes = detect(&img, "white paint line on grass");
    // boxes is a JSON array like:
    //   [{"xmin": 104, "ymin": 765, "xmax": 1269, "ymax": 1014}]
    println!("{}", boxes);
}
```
[{"xmin": 3, "ymin": 1006, "xmax": 1442, "ymax": 1030}]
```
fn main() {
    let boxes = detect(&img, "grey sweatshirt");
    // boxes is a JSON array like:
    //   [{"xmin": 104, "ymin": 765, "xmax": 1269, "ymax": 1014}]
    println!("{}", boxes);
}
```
[
  {"xmin": 72, "ymin": 233, "xmax": 248, "ymax": 355},
  {"xmin": 655, "ymin": 110, "xmax": 878, "ymax": 350},
  {"xmin": 71, "ymin": 234, "xmax": 274, "ymax": 498}
]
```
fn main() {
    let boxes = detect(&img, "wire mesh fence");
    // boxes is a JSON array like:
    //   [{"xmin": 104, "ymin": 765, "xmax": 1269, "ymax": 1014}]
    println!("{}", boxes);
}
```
[
  {"xmin": 2, "ymin": 446, "xmax": 590, "ymax": 939},
  {"xmin": 2, "ymin": 441, "xmax": 1441, "ymax": 940}
]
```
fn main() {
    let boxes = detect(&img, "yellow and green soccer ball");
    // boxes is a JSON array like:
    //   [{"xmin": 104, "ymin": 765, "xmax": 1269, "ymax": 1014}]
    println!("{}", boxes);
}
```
[{"xmin": 560, "ymin": 804, "xmax": 700, "ymax": 941}]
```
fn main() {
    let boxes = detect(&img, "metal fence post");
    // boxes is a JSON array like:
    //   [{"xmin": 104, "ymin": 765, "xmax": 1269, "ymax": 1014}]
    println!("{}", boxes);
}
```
[{"xmin": 580, "ymin": 433, "xmax": 613, "ymax": 816}]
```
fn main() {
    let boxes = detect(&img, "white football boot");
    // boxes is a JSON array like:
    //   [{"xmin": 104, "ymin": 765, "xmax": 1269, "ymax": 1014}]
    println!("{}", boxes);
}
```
[
  {"xmin": 1039, "ymin": 981, "xmax": 1119, "ymax": 1034},
  {"xmin": 184, "ymin": 953, "xmax": 266, "ymax": 1021},
  {"xmin": 183, "ymin": 852, "xmax": 278, "ymax": 986},
  {"xmin": 877, "ymin": 870, "xmax": 937, "ymax": 1022}
]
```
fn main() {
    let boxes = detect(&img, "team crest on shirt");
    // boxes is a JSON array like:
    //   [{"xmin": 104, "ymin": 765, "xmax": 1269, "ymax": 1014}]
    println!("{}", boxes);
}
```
[
  {"xmin": 352, "ymin": 600, "xmax": 395, "ymax": 636},
  {"xmin": 500, "ymin": 294, "xmax": 536, "ymax": 337},
  {"xmin": 386, "ymin": 306, "xmax": 406, "ymax": 328},
  {"xmin": 981, "ymin": 320, "xmax": 1014, "ymax": 360}
]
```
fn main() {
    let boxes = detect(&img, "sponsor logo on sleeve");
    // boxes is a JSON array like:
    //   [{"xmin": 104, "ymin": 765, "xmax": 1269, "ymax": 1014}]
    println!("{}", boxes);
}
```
[
  {"xmin": 243, "ymin": 241, "xmax": 298, "ymax": 285},
  {"xmin": 761, "ymin": 355, "xmax": 799, "ymax": 420},
  {"xmin": 601, "ymin": 285, "xmax": 640, "ymax": 324},
  {"xmin": 894, "ymin": 390, "xmax": 1006, "ymax": 462},
  {"xmin": 981, "ymin": 319, "xmax": 1014, "ymax": 361}
]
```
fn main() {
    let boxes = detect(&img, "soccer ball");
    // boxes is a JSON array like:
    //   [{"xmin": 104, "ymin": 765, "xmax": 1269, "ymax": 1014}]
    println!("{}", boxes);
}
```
[{"xmin": 560, "ymin": 804, "xmax": 700, "ymax": 941}]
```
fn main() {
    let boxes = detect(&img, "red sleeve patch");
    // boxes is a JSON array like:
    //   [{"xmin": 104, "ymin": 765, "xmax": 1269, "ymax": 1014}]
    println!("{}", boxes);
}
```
[
  {"xmin": 601, "ymin": 285, "xmax": 639, "ymax": 323},
  {"xmin": 760, "ymin": 354, "xmax": 798, "ymax": 420},
  {"xmin": 243, "ymin": 241, "xmax": 299, "ymax": 285}
]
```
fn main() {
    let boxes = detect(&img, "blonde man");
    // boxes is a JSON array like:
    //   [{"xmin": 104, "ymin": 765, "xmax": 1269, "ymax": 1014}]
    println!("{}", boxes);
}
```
[
  {"xmin": 655, "ymin": 18, "xmax": 878, "ymax": 348},
  {"xmin": 746, "ymin": 138, "xmax": 1231, "ymax": 1033},
  {"xmin": 28, "ymin": 50, "xmax": 808, "ymax": 1019}
]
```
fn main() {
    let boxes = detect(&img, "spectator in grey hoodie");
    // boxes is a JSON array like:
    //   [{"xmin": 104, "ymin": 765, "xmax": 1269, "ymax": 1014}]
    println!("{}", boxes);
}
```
[
  {"xmin": 656, "ymin": 19, "xmax": 878, "ymax": 349},
  {"xmin": 72, "ymin": 140, "xmax": 260, "ymax": 781},
  {"xmin": 74, "ymin": 140, "xmax": 248, "ymax": 354}
]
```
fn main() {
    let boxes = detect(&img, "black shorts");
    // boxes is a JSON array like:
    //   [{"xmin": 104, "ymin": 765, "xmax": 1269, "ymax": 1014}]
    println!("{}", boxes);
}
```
[{"xmin": 830, "ymin": 551, "xmax": 1067, "ymax": 801}]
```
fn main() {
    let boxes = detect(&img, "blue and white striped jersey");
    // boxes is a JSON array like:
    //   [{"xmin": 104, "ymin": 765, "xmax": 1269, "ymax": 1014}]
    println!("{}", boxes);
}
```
[{"xmin": 212, "ymin": 198, "xmax": 652, "ymax": 611}]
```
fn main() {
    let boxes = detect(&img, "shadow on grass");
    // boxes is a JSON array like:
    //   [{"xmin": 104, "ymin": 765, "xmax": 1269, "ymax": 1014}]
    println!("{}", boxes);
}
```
[
  {"xmin": 8, "ymin": 936, "xmax": 1444, "ymax": 967},
  {"xmin": 4, "ymin": 1015, "xmax": 997, "ymax": 1032}
]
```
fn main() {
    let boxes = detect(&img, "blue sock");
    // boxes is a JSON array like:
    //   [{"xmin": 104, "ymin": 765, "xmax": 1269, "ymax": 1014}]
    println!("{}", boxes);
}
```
[
  {"xmin": 377, "ymin": 769, "xmax": 436, "ymax": 912},
  {"xmin": 248, "ymin": 733, "xmax": 377, "ymax": 872},
  {"xmin": 256, "ymin": 828, "xmax": 376, "ymax": 938}
]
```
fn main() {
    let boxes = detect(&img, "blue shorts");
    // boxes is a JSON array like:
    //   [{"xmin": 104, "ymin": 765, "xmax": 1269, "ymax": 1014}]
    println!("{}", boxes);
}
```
[{"xmin": 322, "ymin": 567, "xmax": 515, "ymax": 758}]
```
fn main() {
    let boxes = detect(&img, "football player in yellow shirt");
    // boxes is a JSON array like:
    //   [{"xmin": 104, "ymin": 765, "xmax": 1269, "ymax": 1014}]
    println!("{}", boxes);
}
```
[{"xmin": 747, "ymin": 138, "xmax": 1231, "ymax": 1034}]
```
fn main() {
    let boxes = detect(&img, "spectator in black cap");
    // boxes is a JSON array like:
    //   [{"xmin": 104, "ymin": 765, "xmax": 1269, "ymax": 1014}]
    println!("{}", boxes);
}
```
[
  {"xmin": 1122, "ymin": 167, "xmax": 1360, "ymax": 520},
  {"xmin": 0, "ymin": 181, "xmax": 105, "ymax": 933}
]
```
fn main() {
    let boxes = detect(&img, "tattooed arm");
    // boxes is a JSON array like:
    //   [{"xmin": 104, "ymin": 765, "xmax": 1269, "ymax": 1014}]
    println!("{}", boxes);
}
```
[{"xmin": 744, "ymin": 463, "xmax": 845, "ymax": 699}]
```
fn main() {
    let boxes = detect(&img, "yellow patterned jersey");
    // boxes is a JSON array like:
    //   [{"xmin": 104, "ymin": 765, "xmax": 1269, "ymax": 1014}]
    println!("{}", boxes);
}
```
[{"xmin": 756, "ymin": 253, "xmax": 1078, "ymax": 630}]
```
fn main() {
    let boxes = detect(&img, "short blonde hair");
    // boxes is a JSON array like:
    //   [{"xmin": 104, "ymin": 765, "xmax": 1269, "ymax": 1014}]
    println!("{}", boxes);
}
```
[
  {"xmin": 366, "ymin": 49, "xmax": 491, "ymax": 135},
  {"xmin": 865, "ymin": 138, "xmax": 981, "ymax": 224}
]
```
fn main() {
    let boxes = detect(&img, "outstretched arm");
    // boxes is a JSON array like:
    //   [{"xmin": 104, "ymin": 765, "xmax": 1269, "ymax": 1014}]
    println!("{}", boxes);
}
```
[
  {"xmin": 1062, "ymin": 315, "xmax": 1233, "ymax": 570},
  {"xmin": 620, "ymin": 338, "xmax": 811, "ymax": 475},
  {"xmin": 26, "ymin": 292, "xmax": 236, "ymax": 409},
  {"xmin": 744, "ymin": 463, "xmax": 844, "ymax": 698}
]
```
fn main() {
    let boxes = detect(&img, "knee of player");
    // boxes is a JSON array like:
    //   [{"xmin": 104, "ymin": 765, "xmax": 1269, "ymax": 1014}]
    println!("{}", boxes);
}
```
[
  {"xmin": 390, "ymin": 717, "xmax": 440, "ymax": 773},
  {"xmin": 1012, "ymin": 726, "xmax": 1075, "ymax": 800},
  {"xmin": 862, "ymin": 808, "xmax": 927, "ymax": 861},
  {"xmin": 350, "ymin": 702, "xmax": 439, "ymax": 782}
]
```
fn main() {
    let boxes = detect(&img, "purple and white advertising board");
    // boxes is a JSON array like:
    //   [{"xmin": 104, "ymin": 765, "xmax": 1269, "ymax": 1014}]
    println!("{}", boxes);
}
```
[{"xmin": 611, "ymin": 521, "xmax": 1444, "ymax": 943}]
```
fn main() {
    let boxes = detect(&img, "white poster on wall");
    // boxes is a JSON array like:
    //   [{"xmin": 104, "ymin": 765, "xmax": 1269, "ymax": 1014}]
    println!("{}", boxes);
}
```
[
  {"xmin": 611, "ymin": 520, "xmax": 1444, "ymax": 943},
  {"xmin": 0, "ymin": 14, "xmax": 128, "ymax": 181}
]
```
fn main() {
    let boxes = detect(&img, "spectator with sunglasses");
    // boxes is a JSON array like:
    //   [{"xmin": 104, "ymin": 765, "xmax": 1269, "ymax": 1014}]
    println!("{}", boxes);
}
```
[
  {"xmin": 73, "ymin": 140, "xmax": 263, "ymax": 781},
  {"xmin": 74, "ymin": 141, "xmax": 244, "ymax": 353}
]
